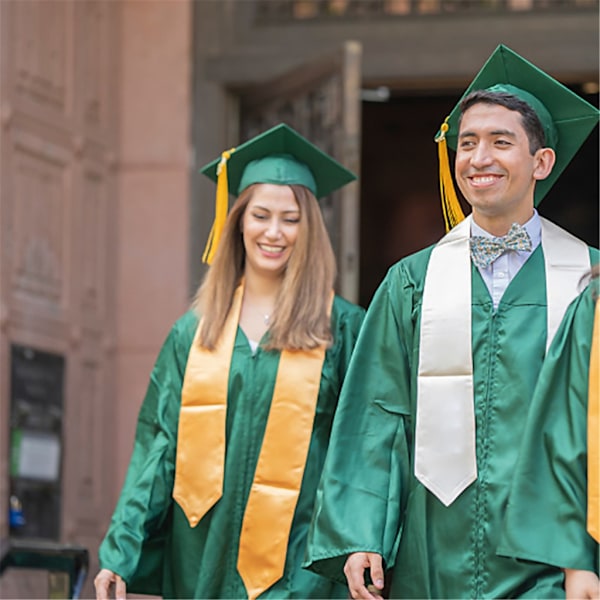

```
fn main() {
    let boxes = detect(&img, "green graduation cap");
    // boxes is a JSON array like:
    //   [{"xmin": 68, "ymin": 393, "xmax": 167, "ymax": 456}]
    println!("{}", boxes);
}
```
[
  {"xmin": 435, "ymin": 44, "xmax": 600, "ymax": 230},
  {"xmin": 199, "ymin": 123, "xmax": 357, "ymax": 263},
  {"xmin": 201, "ymin": 122, "xmax": 356, "ymax": 198}
]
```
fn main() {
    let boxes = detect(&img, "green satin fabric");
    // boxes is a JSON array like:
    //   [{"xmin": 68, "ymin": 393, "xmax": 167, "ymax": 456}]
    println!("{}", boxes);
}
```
[
  {"xmin": 498, "ymin": 280, "xmax": 599, "ymax": 573},
  {"xmin": 98, "ymin": 296, "xmax": 364, "ymax": 599},
  {"xmin": 305, "ymin": 244, "xmax": 598, "ymax": 599}
]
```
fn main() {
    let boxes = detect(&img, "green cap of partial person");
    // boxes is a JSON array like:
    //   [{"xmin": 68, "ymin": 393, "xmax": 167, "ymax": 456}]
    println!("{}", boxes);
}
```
[
  {"xmin": 435, "ymin": 44, "xmax": 600, "ymax": 232},
  {"xmin": 199, "ymin": 123, "xmax": 357, "ymax": 263}
]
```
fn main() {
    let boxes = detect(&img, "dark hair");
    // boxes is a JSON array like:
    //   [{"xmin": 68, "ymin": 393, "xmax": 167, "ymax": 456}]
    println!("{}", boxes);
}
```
[{"xmin": 459, "ymin": 89, "xmax": 546, "ymax": 154}]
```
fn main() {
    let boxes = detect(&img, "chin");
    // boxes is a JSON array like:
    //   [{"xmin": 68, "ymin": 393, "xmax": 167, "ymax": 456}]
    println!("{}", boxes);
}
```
[{"xmin": 257, "ymin": 263, "xmax": 287, "ymax": 277}]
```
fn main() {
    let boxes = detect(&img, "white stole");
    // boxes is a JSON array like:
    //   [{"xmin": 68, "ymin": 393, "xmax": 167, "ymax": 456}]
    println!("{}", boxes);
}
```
[{"xmin": 414, "ymin": 215, "xmax": 590, "ymax": 506}]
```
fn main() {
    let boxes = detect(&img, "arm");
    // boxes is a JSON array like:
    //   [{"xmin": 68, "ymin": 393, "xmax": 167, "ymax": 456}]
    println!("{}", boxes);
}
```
[
  {"xmin": 564, "ymin": 569, "xmax": 600, "ymax": 600},
  {"xmin": 97, "ymin": 313, "xmax": 197, "ymax": 589},
  {"xmin": 305, "ymin": 269, "xmax": 415, "ymax": 583},
  {"xmin": 499, "ymin": 289, "xmax": 597, "ymax": 571}
]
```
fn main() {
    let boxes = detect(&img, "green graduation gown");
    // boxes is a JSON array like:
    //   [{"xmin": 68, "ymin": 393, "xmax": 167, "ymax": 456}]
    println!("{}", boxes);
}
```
[
  {"xmin": 99, "ymin": 295, "xmax": 364, "ymax": 599},
  {"xmin": 305, "ymin": 244, "xmax": 598, "ymax": 599},
  {"xmin": 498, "ymin": 281, "xmax": 599, "ymax": 574}
]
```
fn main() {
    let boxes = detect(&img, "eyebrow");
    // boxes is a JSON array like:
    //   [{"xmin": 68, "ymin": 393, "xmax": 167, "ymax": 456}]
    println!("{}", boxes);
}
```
[
  {"xmin": 459, "ymin": 128, "xmax": 517, "ymax": 139},
  {"xmin": 252, "ymin": 205, "xmax": 300, "ymax": 214}
]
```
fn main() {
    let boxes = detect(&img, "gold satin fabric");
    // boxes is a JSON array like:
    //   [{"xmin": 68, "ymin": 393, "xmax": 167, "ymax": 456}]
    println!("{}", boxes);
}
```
[
  {"xmin": 588, "ymin": 300, "xmax": 599, "ymax": 542},
  {"xmin": 173, "ymin": 281, "xmax": 331, "ymax": 599},
  {"xmin": 237, "ymin": 342, "xmax": 327, "ymax": 600},
  {"xmin": 172, "ymin": 283, "xmax": 243, "ymax": 526}
]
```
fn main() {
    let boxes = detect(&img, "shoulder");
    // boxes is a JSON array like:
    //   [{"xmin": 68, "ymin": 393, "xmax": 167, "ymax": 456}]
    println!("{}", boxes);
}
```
[
  {"xmin": 332, "ymin": 295, "xmax": 365, "ymax": 317},
  {"xmin": 379, "ymin": 244, "xmax": 437, "ymax": 294},
  {"xmin": 540, "ymin": 217, "xmax": 598, "ymax": 259},
  {"xmin": 145, "ymin": 310, "xmax": 199, "ymax": 381},
  {"xmin": 545, "ymin": 280, "xmax": 597, "ymax": 365},
  {"xmin": 331, "ymin": 295, "xmax": 366, "ymax": 331},
  {"xmin": 163, "ymin": 309, "xmax": 199, "ymax": 352},
  {"xmin": 571, "ymin": 277, "xmax": 598, "ymax": 326},
  {"xmin": 172, "ymin": 308, "xmax": 199, "ymax": 330}
]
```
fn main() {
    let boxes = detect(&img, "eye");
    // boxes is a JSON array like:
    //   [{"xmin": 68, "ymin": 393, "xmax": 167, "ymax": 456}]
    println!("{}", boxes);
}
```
[
  {"xmin": 495, "ymin": 139, "xmax": 512, "ymax": 146},
  {"xmin": 252, "ymin": 212, "xmax": 268, "ymax": 220},
  {"xmin": 459, "ymin": 139, "xmax": 475, "ymax": 149},
  {"xmin": 284, "ymin": 217, "xmax": 300, "ymax": 224}
]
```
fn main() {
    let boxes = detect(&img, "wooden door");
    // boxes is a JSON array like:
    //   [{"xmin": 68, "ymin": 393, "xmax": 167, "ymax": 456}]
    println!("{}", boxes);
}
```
[{"xmin": 237, "ymin": 42, "xmax": 362, "ymax": 303}]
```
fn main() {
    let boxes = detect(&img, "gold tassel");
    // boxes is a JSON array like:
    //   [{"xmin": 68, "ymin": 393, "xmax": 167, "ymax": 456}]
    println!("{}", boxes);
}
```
[
  {"xmin": 202, "ymin": 147, "xmax": 236, "ymax": 264},
  {"xmin": 435, "ymin": 119, "xmax": 465, "ymax": 232}
]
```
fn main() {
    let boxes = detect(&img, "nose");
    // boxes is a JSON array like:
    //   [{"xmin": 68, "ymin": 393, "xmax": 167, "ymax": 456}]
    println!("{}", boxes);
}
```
[
  {"xmin": 470, "ymin": 142, "xmax": 493, "ymax": 169},
  {"xmin": 265, "ymin": 217, "xmax": 282, "ymax": 239}
]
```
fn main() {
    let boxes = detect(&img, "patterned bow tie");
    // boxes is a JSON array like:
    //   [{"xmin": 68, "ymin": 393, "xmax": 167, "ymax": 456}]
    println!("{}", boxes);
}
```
[{"xmin": 470, "ymin": 222, "xmax": 532, "ymax": 269}]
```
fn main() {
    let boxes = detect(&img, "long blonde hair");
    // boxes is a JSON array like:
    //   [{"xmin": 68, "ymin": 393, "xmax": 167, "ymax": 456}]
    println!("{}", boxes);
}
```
[{"xmin": 194, "ymin": 184, "xmax": 336, "ymax": 351}]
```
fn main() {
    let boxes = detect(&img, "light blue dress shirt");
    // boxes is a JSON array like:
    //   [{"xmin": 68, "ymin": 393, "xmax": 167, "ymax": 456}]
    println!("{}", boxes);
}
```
[{"xmin": 471, "ymin": 210, "xmax": 542, "ymax": 309}]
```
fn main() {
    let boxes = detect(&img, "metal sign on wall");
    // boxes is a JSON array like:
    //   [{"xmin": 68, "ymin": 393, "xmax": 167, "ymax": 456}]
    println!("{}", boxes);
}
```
[{"xmin": 10, "ymin": 345, "xmax": 65, "ymax": 540}]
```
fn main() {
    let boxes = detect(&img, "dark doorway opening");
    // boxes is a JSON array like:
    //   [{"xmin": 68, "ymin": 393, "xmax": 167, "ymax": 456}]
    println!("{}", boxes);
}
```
[{"xmin": 359, "ymin": 88, "xmax": 599, "ymax": 307}]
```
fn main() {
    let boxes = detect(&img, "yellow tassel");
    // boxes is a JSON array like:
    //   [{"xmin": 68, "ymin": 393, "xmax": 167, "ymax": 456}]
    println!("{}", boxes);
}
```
[
  {"xmin": 435, "ymin": 119, "xmax": 465, "ymax": 232},
  {"xmin": 202, "ymin": 147, "xmax": 236, "ymax": 264}
]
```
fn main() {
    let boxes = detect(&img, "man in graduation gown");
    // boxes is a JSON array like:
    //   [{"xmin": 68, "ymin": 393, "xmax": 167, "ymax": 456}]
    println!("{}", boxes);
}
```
[
  {"xmin": 304, "ymin": 45, "xmax": 599, "ymax": 599},
  {"xmin": 498, "ymin": 273, "xmax": 599, "ymax": 598}
]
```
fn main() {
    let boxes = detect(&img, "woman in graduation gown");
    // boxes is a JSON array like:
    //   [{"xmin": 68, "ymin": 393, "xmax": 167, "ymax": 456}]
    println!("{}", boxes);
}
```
[
  {"xmin": 498, "ymin": 270, "xmax": 599, "ymax": 599},
  {"xmin": 93, "ymin": 123, "xmax": 365, "ymax": 600}
]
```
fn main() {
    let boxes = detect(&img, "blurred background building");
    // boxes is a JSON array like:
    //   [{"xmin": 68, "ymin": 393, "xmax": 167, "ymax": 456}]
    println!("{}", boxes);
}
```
[{"xmin": 0, "ymin": 0, "xmax": 597, "ymax": 596}]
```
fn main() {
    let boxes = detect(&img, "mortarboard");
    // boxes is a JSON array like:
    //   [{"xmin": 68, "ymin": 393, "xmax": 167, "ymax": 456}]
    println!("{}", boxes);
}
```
[
  {"xmin": 435, "ymin": 44, "xmax": 600, "ymax": 231},
  {"xmin": 199, "ymin": 123, "xmax": 356, "ymax": 263}
]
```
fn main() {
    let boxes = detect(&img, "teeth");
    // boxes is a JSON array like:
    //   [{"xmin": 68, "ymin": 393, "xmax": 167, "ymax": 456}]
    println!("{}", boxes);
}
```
[
  {"xmin": 472, "ymin": 175, "xmax": 499, "ymax": 184},
  {"xmin": 260, "ymin": 244, "xmax": 284, "ymax": 253}
]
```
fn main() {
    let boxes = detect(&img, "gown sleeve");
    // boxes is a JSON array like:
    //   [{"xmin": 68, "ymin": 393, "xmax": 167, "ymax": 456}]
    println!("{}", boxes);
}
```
[
  {"xmin": 304, "ymin": 268, "xmax": 414, "ymax": 584},
  {"xmin": 498, "ymin": 285, "xmax": 599, "ymax": 573},
  {"xmin": 98, "ymin": 312, "xmax": 197, "ymax": 586}
]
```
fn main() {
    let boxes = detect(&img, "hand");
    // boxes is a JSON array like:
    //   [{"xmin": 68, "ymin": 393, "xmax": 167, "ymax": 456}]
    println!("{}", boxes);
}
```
[
  {"xmin": 94, "ymin": 569, "xmax": 127, "ymax": 600},
  {"xmin": 564, "ymin": 568, "xmax": 600, "ymax": 600},
  {"xmin": 344, "ymin": 552, "xmax": 385, "ymax": 599}
]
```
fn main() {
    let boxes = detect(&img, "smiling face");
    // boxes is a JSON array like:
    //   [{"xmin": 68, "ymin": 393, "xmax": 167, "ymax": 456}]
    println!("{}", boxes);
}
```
[
  {"xmin": 241, "ymin": 183, "xmax": 300, "ymax": 279},
  {"xmin": 455, "ymin": 102, "xmax": 555, "ymax": 233}
]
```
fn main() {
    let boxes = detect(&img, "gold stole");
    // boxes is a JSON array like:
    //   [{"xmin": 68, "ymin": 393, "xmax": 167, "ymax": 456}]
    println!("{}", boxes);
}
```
[
  {"xmin": 237, "ymin": 342, "xmax": 326, "ymax": 600},
  {"xmin": 172, "ymin": 284, "xmax": 243, "ymax": 526},
  {"xmin": 588, "ymin": 300, "xmax": 599, "ymax": 543},
  {"xmin": 173, "ymin": 282, "xmax": 331, "ymax": 600}
]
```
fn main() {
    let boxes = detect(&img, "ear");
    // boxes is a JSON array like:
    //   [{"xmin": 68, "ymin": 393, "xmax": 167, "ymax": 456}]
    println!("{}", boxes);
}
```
[{"xmin": 533, "ymin": 147, "xmax": 556, "ymax": 181}]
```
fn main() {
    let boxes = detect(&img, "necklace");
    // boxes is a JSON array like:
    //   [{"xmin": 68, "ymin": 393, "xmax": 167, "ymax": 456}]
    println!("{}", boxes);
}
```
[
  {"xmin": 244, "ymin": 298, "xmax": 273, "ymax": 326},
  {"xmin": 244, "ymin": 305, "xmax": 271, "ymax": 326}
]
